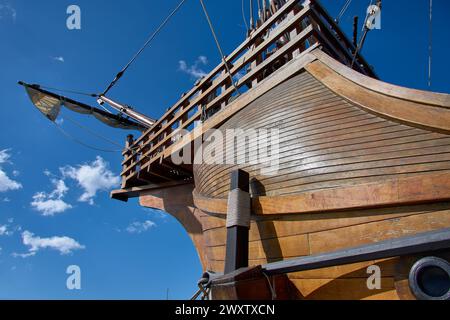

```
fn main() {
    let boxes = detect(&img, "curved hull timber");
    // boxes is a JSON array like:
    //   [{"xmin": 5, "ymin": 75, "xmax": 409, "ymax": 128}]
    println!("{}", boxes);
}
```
[{"xmin": 126, "ymin": 49, "xmax": 450, "ymax": 300}]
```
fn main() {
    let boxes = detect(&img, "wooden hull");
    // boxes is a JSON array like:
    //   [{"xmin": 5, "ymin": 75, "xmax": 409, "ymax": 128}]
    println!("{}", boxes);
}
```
[{"xmin": 136, "ymin": 50, "xmax": 450, "ymax": 300}]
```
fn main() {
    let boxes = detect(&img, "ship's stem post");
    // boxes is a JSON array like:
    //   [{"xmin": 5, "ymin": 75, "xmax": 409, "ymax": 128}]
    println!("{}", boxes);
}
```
[{"xmin": 224, "ymin": 169, "xmax": 251, "ymax": 274}]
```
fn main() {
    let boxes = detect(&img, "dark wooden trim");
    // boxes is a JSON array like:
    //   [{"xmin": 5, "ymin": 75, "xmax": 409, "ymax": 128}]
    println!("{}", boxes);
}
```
[
  {"xmin": 111, "ymin": 180, "xmax": 193, "ymax": 202},
  {"xmin": 262, "ymin": 228, "xmax": 450, "ymax": 275}
]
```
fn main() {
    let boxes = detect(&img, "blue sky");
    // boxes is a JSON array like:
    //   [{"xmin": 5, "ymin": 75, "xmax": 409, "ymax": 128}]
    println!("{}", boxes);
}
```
[{"xmin": 0, "ymin": 0, "xmax": 449, "ymax": 299}]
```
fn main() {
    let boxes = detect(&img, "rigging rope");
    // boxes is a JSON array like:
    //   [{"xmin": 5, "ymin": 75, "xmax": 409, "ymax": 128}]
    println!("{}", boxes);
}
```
[
  {"xmin": 335, "ymin": 0, "xmax": 353, "ymax": 25},
  {"xmin": 39, "ymin": 85, "xmax": 97, "ymax": 97},
  {"xmin": 428, "ymin": 0, "xmax": 433, "ymax": 87},
  {"xmin": 199, "ymin": 0, "xmax": 241, "ymax": 96},
  {"xmin": 63, "ymin": 114, "xmax": 124, "ymax": 148},
  {"xmin": 242, "ymin": 0, "xmax": 249, "ymax": 34},
  {"xmin": 102, "ymin": 0, "xmax": 187, "ymax": 96},
  {"xmin": 351, "ymin": 0, "xmax": 377, "ymax": 68},
  {"xmin": 54, "ymin": 114, "xmax": 163, "ymax": 163},
  {"xmin": 53, "ymin": 121, "xmax": 123, "ymax": 153}
]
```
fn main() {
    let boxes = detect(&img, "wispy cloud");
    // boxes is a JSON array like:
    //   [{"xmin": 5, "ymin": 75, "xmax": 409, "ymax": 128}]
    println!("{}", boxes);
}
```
[
  {"xmin": 52, "ymin": 56, "xmax": 65, "ymax": 63},
  {"xmin": 0, "ymin": 149, "xmax": 22, "ymax": 193},
  {"xmin": 31, "ymin": 178, "xmax": 72, "ymax": 216},
  {"xmin": 61, "ymin": 156, "xmax": 120, "ymax": 205},
  {"xmin": 0, "ymin": 224, "xmax": 12, "ymax": 236},
  {"xmin": 0, "ymin": 221, "xmax": 19, "ymax": 236},
  {"xmin": 178, "ymin": 55, "xmax": 209, "ymax": 80},
  {"xmin": 143, "ymin": 208, "xmax": 168, "ymax": 220},
  {"xmin": 0, "ymin": 3, "xmax": 17, "ymax": 22},
  {"xmin": 13, "ymin": 231, "xmax": 85, "ymax": 257},
  {"xmin": 126, "ymin": 220, "xmax": 156, "ymax": 234}
]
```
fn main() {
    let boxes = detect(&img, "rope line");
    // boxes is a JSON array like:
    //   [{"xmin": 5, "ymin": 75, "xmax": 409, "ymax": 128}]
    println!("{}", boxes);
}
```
[
  {"xmin": 53, "ymin": 121, "xmax": 122, "ymax": 153},
  {"xmin": 63, "ymin": 114, "xmax": 124, "ymax": 148},
  {"xmin": 199, "ymin": 0, "xmax": 241, "ymax": 96},
  {"xmin": 39, "ymin": 85, "xmax": 97, "ymax": 97},
  {"xmin": 102, "ymin": 0, "xmax": 187, "ymax": 95},
  {"xmin": 335, "ymin": 0, "xmax": 353, "ymax": 25},
  {"xmin": 242, "ymin": 0, "xmax": 249, "ymax": 35},
  {"xmin": 428, "ymin": 0, "xmax": 433, "ymax": 87},
  {"xmin": 351, "ymin": 0, "xmax": 375, "ymax": 68}
]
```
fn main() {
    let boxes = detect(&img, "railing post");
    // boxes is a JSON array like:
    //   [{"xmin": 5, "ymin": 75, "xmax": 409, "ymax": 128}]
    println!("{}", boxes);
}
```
[
  {"xmin": 224, "ymin": 169, "xmax": 251, "ymax": 274},
  {"xmin": 289, "ymin": 5, "xmax": 303, "ymax": 57},
  {"xmin": 122, "ymin": 134, "xmax": 134, "ymax": 189}
]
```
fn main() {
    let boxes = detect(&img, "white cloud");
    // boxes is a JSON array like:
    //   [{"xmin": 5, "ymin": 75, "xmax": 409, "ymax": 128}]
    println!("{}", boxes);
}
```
[
  {"xmin": 126, "ymin": 220, "xmax": 156, "ymax": 234},
  {"xmin": 0, "ymin": 225, "xmax": 10, "ymax": 236},
  {"xmin": 31, "ymin": 179, "xmax": 72, "ymax": 216},
  {"xmin": 0, "ymin": 150, "xmax": 10, "ymax": 163},
  {"xmin": 61, "ymin": 156, "xmax": 120, "ymax": 205},
  {"xmin": 31, "ymin": 194, "xmax": 72, "ymax": 216},
  {"xmin": 178, "ymin": 56, "xmax": 209, "ymax": 80},
  {"xmin": 0, "ymin": 170, "xmax": 21, "ymax": 192},
  {"xmin": 50, "ymin": 179, "xmax": 69, "ymax": 199},
  {"xmin": 14, "ymin": 231, "xmax": 85, "ymax": 257},
  {"xmin": 52, "ymin": 56, "xmax": 65, "ymax": 63},
  {"xmin": 0, "ymin": 149, "xmax": 22, "ymax": 193},
  {"xmin": 0, "ymin": 3, "xmax": 16, "ymax": 21},
  {"xmin": 144, "ymin": 208, "xmax": 168, "ymax": 220},
  {"xmin": 0, "ymin": 220, "xmax": 19, "ymax": 236}
]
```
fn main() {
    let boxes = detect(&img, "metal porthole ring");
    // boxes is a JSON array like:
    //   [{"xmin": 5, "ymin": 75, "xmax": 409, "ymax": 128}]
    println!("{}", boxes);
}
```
[{"xmin": 409, "ymin": 256, "xmax": 450, "ymax": 300}]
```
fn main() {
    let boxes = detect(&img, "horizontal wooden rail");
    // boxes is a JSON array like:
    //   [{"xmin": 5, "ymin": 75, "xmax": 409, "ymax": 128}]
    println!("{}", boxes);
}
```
[
  {"xmin": 262, "ymin": 228, "xmax": 450, "ymax": 275},
  {"xmin": 193, "ymin": 172, "xmax": 450, "ymax": 215}
]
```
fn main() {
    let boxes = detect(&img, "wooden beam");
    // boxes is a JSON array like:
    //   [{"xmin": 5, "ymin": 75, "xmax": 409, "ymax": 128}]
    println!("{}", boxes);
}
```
[
  {"xmin": 193, "ymin": 172, "xmax": 450, "ymax": 215},
  {"xmin": 262, "ymin": 228, "xmax": 450, "ymax": 275},
  {"xmin": 306, "ymin": 60, "xmax": 450, "ymax": 134},
  {"xmin": 311, "ymin": 49, "xmax": 450, "ymax": 108}
]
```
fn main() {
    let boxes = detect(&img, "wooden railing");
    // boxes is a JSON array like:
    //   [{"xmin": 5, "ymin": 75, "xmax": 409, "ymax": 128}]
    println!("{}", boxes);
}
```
[{"xmin": 119, "ymin": 0, "xmax": 374, "ymax": 189}]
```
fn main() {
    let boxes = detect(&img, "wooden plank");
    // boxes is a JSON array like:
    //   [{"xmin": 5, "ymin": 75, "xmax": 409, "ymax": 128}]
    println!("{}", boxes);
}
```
[
  {"xmin": 193, "ymin": 172, "xmax": 450, "ymax": 215},
  {"xmin": 131, "ymin": 53, "xmax": 318, "ymax": 177},
  {"xmin": 124, "ymin": 0, "xmax": 304, "ymax": 149},
  {"xmin": 311, "ymin": 49, "xmax": 450, "ymax": 108},
  {"xmin": 130, "ymin": 35, "xmax": 317, "ymax": 173},
  {"xmin": 206, "ymin": 234, "xmax": 309, "ymax": 261},
  {"xmin": 308, "ymin": 209, "xmax": 450, "ymax": 254},
  {"xmin": 120, "ymin": 6, "xmax": 314, "ymax": 169},
  {"xmin": 111, "ymin": 180, "xmax": 193, "ymax": 201},
  {"xmin": 290, "ymin": 278, "xmax": 398, "ymax": 300},
  {"xmin": 202, "ymin": 203, "xmax": 450, "ymax": 245},
  {"xmin": 288, "ymin": 258, "xmax": 397, "ymax": 279},
  {"xmin": 306, "ymin": 60, "xmax": 450, "ymax": 134}
]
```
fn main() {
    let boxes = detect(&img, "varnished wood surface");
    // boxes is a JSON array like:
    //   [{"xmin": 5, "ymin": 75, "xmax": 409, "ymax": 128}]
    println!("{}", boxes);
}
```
[
  {"xmin": 200, "ymin": 203, "xmax": 450, "ymax": 300},
  {"xmin": 194, "ymin": 69, "xmax": 450, "ymax": 199},
  {"xmin": 311, "ymin": 49, "xmax": 450, "ymax": 108},
  {"xmin": 133, "ymin": 47, "xmax": 450, "ymax": 300},
  {"xmin": 193, "ymin": 172, "xmax": 450, "ymax": 215},
  {"xmin": 201, "ymin": 203, "xmax": 450, "ymax": 265},
  {"xmin": 306, "ymin": 59, "xmax": 450, "ymax": 133}
]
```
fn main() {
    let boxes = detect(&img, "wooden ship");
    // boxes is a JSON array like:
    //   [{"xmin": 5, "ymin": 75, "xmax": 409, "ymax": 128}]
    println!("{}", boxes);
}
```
[{"xmin": 20, "ymin": 0, "xmax": 450, "ymax": 300}]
